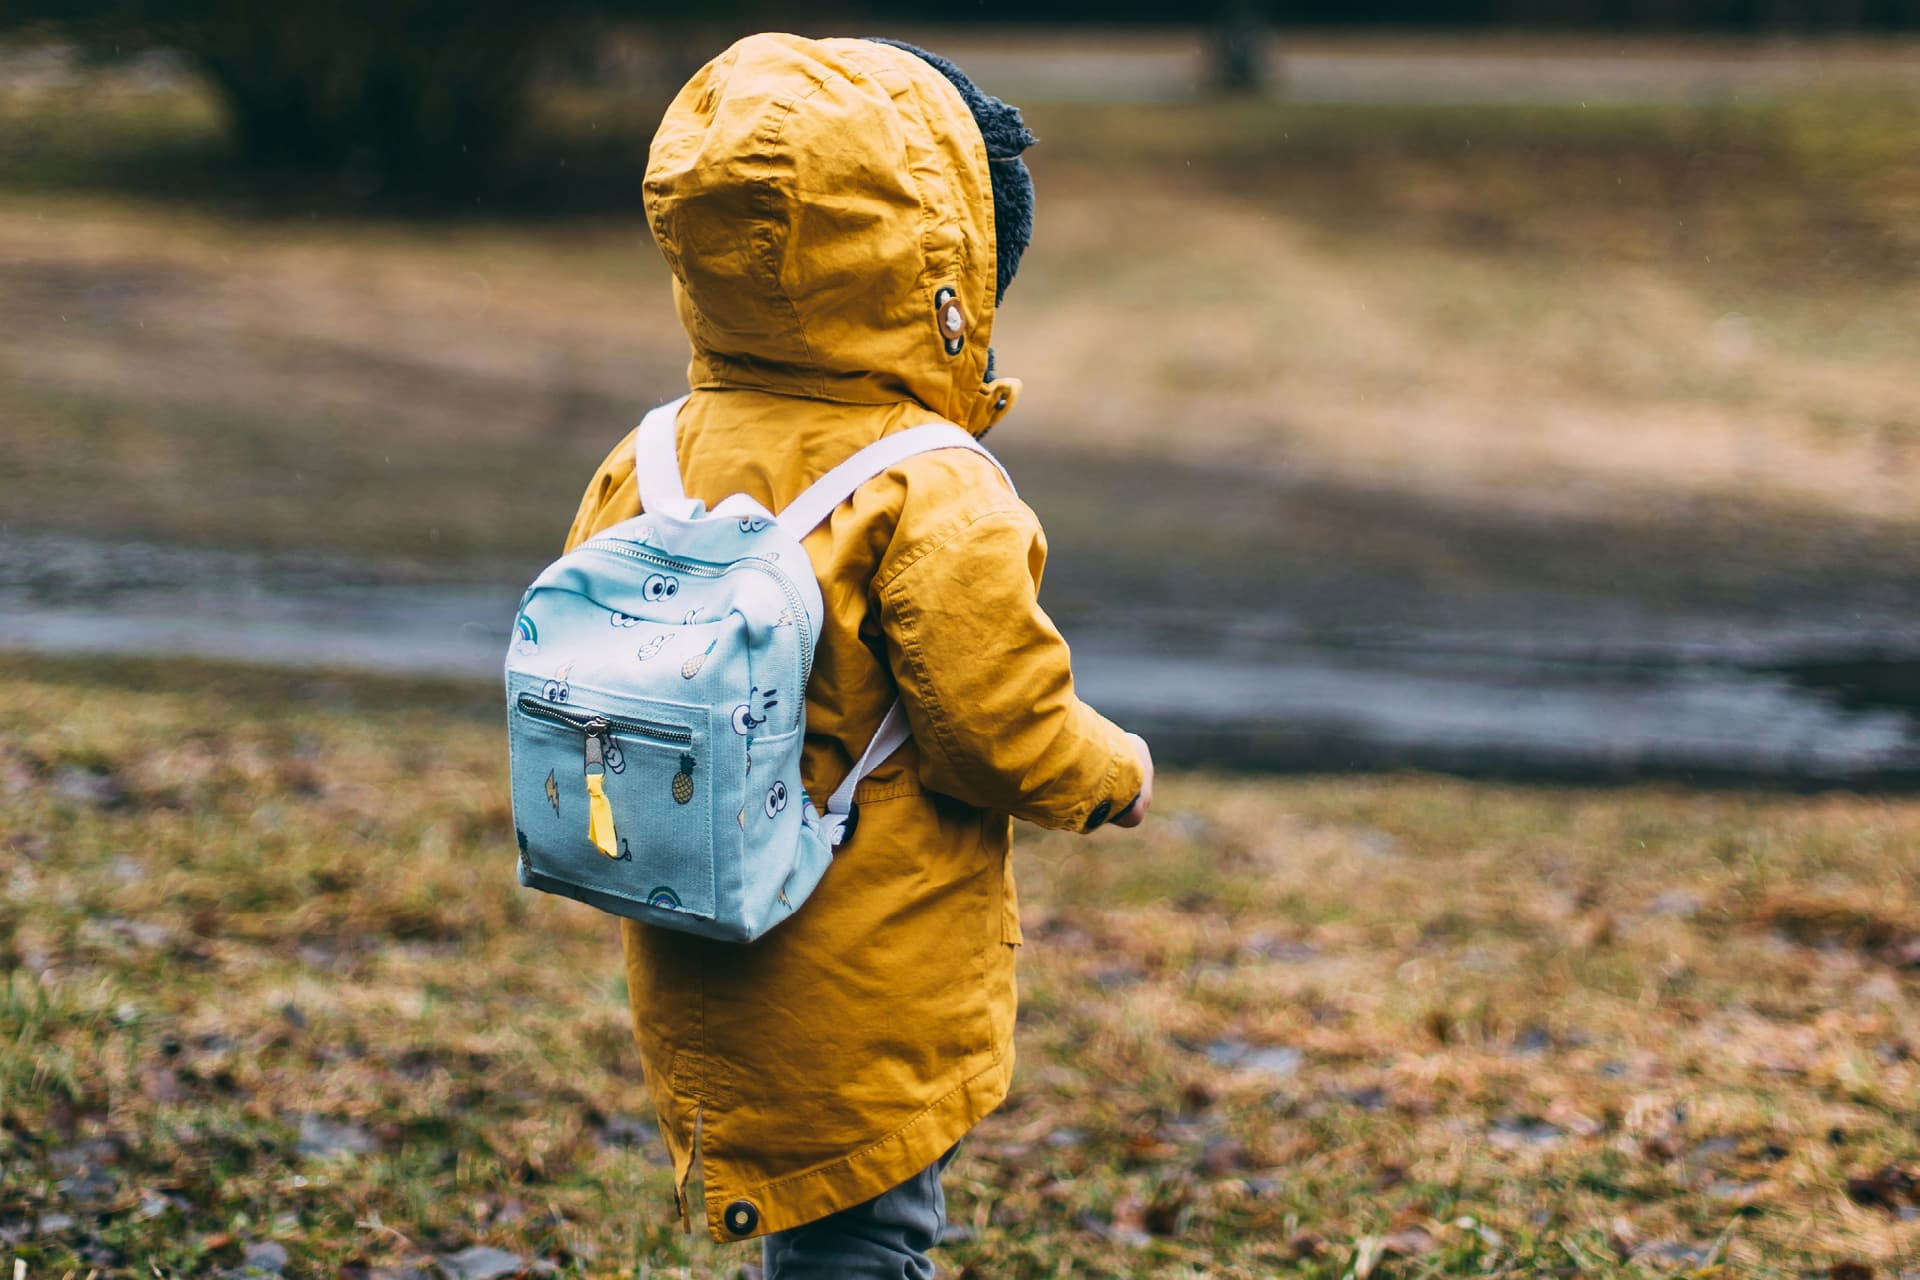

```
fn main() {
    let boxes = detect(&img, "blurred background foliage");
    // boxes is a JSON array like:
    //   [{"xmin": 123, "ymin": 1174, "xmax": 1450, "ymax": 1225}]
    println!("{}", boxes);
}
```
[
  {"xmin": 3, "ymin": 0, "xmax": 596, "ymax": 191},
  {"xmin": 3, "ymin": 0, "xmax": 1918, "ymax": 196}
]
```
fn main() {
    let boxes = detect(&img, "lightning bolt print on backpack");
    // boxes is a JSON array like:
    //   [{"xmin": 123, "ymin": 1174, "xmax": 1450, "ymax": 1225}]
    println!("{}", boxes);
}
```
[{"xmin": 505, "ymin": 397, "xmax": 1014, "ymax": 942}]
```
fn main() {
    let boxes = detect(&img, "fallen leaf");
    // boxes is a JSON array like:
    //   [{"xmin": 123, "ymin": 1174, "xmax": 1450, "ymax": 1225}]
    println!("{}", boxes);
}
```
[
  {"xmin": 1380, "ymin": 1226, "xmax": 1438, "ymax": 1256},
  {"xmin": 1197, "ymin": 1137, "xmax": 1249, "ymax": 1175},
  {"xmin": 1758, "ymin": 892, "xmax": 1904, "ymax": 951},
  {"xmin": 590, "ymin": 1112, "xmax": 659, "ymax": 1152},
  {"xmin": 1089, "ymin": 965, "xmax": 1144, "ymax": 990},
  {"xmin": 1203, "ymin": 1038, "xmax": 1302, "ymax": 1079},
  {"xmin": 1287, "ymin": 1230, "xmax": 1325, "ymax": 1258},
  {"xmin": 1351, "ymin": 1235, "xmax": 1385, "ymax": 1280},
  {"xmin": 1545, "ymin": 1097, "xmax": 1604, "ymax": 1137},
  {"xmin": 1705, "ymin": 1177, "xmax": 1766, "ymax": 1206},
  {"xmin": 1123, "ymin": 1130, "xmax": 1179, "ymax": 1164},
  {"xmin": 1107, "ymin": 1197, "xmax": 1151, "ymax": 1248},
  {"xmin": 1339, "ymin": 1085, "xmax": 1389, "ymax": 1111},
  {"xmin": 1511, "ymin": 1024, "xmax": 1552, "ymax": 1054},
  {"xmin": 1629, "ymin": 1240, "xmax": 1711, "ymax": 1266},
  {"xmin": 242, "ymin": 1240, "xmax": 290, "ymax": 1273},
  {"xmin": 1845, "ymin": 1165, "xmax": 1918, "ymax": 1213},
  {"xmin": 1650, "ymin": 889, "xmax": 1703, "ymax": 918},
  {"xmin": 1488, "ymin": 1115, "xmax": 1564, "ymax": 1149},
  {"xmin": 1640, "ymin": 1131, "xmax": 1682, "ymax": 1161},
  {"xmin": 142, "ymin": 1066, "xmax": 187, "ymax": 1103},
  {"xmin": 1449, "ymin": 1215, "xmax": 1503, "ymax": 1248},
  {"xmin": 1144, "ymin": 1182, "xmax": 1194, "ymax": 1237},
  {"xmin": 53, "ymin": 764, "xmax": 126, "ymax": 808},
  {"xmin": 295, "ymin": 1113, "xmax": 375, "ymax": 1159},
  {"xmin": 1575, "ymin": 910, "xmax": 1616, "ymax": 948}
]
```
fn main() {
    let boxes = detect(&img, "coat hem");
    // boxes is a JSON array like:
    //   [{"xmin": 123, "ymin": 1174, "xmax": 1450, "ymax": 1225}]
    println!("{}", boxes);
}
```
[{"xmin": 701, "ymin": 1044, "xmax": 1014, "ymax": 1241}]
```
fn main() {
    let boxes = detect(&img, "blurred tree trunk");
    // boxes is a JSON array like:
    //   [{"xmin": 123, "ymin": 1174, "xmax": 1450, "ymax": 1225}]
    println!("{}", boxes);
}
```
[
  {"xmin": 1759, "ymin": 0, "xmax": 1809, "ymax": 32},
  {"xmin": 1210, "ymin": 0, "xmax": 1270, "ymax": 95},
  {"xmin": 1821, "ymin": 0, "xmax": 1865, "ymax": 30},
  {"xmin": 175, "ymin": 5, "xmax": 542, "ymax": 184},
  {"xmin": 2, "ymin": 0, "xmax": 560, "ymax": 190}
]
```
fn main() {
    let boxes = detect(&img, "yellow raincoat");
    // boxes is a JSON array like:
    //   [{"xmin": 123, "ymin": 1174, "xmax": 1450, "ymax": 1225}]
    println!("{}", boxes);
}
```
[{"xmin": 563, "ymin": 32, "xmax": 1145, "ymax": 1241}]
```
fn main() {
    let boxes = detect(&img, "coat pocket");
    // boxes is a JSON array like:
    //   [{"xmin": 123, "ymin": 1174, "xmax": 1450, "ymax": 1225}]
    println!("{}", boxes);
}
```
[
  {"xmin": 999, "ymin": 848, "xmax": 1023, "ymax": 946},
  {"xmin": 512, "ymin": 691, "xmax": 716, "ymax": 921}
]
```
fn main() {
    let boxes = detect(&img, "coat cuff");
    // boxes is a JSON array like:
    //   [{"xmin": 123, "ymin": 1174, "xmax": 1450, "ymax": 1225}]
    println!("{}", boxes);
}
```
[{"xmin": 1080, "ymin": 734, "xmax": 1144, "ymax": 832}]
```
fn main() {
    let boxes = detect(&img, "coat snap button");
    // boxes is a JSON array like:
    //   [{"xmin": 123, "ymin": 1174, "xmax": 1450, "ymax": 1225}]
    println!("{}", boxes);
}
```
[
  {"xmin": 934, "ymin": 286, "xmax": 966, "ymax": 356},
  {"xmin": 724, "ymin": 1199, "xmax": 759, "ymax": 1235}
]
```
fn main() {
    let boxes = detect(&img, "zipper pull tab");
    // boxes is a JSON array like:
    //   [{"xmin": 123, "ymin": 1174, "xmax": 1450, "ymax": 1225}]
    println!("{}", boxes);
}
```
[{"xmin": 583, "ymin": 720, "xmax": 620, "ymax": 859}]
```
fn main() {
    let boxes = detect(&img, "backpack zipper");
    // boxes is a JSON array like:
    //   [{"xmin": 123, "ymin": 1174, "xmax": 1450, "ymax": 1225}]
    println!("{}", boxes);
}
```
[
  {"xmin": 586, "ymin": 541, "xmax": 725, "ymax": 579},
  {"xmin": 517, "ymin": 693, "xmax": 693, "ymax": 745},
  {"xmin": 744, "ymin": 559, "xmax": 815, "ymax": 687}
]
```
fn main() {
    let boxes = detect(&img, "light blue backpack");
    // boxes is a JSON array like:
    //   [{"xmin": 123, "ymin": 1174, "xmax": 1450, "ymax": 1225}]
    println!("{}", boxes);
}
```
[{"xmin": 505, "ymin": 397, "xmax": 1012, "ymax": 942}]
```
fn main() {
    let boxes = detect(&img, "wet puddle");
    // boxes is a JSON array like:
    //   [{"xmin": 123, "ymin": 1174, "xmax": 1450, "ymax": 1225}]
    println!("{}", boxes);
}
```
[{"xmin": 2, "ymin": 536, "xmax": 1915, "ymax": 785}]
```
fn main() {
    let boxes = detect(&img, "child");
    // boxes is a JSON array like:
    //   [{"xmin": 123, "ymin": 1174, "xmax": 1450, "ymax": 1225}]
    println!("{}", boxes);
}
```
[{"xmin": 561, "ymin": 33, "xmax": 1153, "ymax": 1278}]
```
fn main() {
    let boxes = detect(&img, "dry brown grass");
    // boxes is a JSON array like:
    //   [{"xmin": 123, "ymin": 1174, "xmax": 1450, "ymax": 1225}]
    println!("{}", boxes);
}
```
[
  {"xmin": 3, "ymin": 656, "xmax": 1917, "ymax": 1276},
  {"xmin": 1008, "ymin": 96, "xmax": 1920, "ymax": 532}
]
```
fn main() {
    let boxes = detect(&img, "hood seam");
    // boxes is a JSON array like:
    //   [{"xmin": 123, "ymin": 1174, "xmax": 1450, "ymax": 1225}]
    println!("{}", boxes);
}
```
[{"xmin": 758, "ymin": 77, "xmax": 836, "ymax": 400}]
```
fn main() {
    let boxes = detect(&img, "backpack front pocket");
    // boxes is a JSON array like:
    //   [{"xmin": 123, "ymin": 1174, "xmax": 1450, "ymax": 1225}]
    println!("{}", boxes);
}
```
[{"xmin": 511, "ymin": 691, "xmax": 716, "ymax": 921}]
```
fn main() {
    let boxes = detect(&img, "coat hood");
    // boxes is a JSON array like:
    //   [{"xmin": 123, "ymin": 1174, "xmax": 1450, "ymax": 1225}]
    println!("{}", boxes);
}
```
[{"xmin": 644, "ymin": 33, "xmax": 1021, "ymax": 435}]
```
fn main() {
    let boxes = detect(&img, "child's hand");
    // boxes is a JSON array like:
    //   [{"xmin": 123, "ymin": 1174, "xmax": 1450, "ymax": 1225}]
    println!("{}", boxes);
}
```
[{"xmin": 1110, "ymin": 733, "xmax": 1154, "ymax": 828}]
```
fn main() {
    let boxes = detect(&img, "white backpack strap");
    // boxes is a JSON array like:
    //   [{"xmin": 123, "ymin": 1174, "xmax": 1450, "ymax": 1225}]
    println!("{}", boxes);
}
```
[
  {"xmin": 632, "ymin": 395, "xmax": 693, "ymax": 519},
  {"xmin": 816, "ymin": 700, "xmax": 912, "ymax": 849},
  {"xmin": 775, "ymin": 423, "xmax": 1014, "ymax": 540},
  {"xmin": 779, "ymin": 423, "xmax": 1012, "ymax": 848}
]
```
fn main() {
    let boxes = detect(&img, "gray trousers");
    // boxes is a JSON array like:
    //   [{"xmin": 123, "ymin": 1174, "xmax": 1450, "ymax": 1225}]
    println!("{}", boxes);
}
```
[{"xmin": 761, "ymin": 1146, "xmax": 958, "ymax": 1279}]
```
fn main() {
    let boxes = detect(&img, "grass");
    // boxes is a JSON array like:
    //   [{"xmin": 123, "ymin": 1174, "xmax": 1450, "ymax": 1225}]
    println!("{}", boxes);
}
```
[
  {"xmin": 1, "ymin": 69, "xmax": 1918, "ymax": 616},
  {"xmin": 3, "ymin": 655, "xmax": 1918, "ymax": 1277}
]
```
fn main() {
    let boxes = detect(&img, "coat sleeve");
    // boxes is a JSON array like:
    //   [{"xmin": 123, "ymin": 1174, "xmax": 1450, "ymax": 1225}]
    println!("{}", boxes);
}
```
[
  {"xmin": 563, "ymin": 427, "xmax": 642, "ymax": 553},
  {"xmin": 876, "ymin": 500, "xmax": 1145, "ymax": 832}
]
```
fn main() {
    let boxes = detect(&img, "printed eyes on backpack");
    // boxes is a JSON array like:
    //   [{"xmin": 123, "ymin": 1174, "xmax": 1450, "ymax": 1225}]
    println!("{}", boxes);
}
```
[{"xmin": 934, "ymin": 287, "xmax": 966, "ymax": 357}]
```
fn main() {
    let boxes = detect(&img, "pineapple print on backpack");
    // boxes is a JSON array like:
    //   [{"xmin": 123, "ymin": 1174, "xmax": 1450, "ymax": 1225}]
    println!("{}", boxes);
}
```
[{"xmin": 672, "ymin": 753, "xmax": 697, "ymax": 805}]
